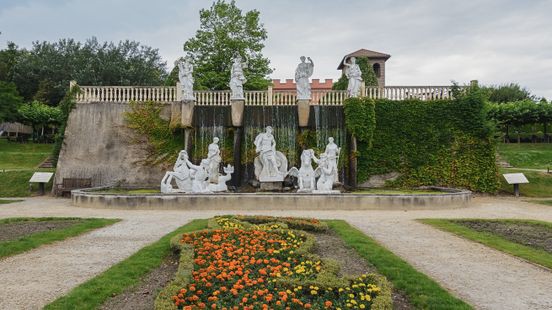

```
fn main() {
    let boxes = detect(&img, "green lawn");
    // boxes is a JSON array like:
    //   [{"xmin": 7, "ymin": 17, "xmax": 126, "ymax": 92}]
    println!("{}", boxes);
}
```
[
  {"xmin": 529, "ymin": 200, "xmax": 552, "ymax": 206},
  {"xmin": 327, "ymin": 220, "xmax": 471, "ymax": 309},
  {"xmin": 0, "ymin": 139, "xmax": 55, "ymax": 197},
  {"xmin": 45, "ymin": 219, "xmax": 208, "ymax": 310},
  {"xmin": 0, "ymin": 139, "xmax": 53, "ymax": 169},
  {"xmin": 499, "ymin": 168, "xmax": 552, "ymax": 197},
  {"xmin": 0, "ymin": 199, "xmax": 23, "ymax": 204},
  {"xmin": 0, "ymin": 217, "xmax": 119, "ymax": 259},
  {"xmin": 497, "ymin": 143, "xmax": 552, "ymax": 169},
  {"xmin": 420, "ymin": 219, "xmax": 552, "ymax": 270}
]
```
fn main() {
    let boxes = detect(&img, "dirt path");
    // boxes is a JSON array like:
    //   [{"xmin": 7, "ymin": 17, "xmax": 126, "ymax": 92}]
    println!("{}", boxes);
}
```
[{"xmin": 0, "ymin": 197, "xmax": 551, "ymax": 309}]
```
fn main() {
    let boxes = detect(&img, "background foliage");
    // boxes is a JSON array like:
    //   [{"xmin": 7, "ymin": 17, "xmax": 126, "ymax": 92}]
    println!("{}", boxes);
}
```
[
  {"xmin": 348, "ymin": 86, "xmax": 499, "ymax": 192},
  {"xmin": 182, "ymin": 0, "xmax": 272, "ymax": 90}
]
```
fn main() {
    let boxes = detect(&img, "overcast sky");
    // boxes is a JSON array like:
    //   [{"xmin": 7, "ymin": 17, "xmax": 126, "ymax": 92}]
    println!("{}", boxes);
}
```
[{"xmin": 1, "ymin": 0, "xmax": 551, "ymax": 99}]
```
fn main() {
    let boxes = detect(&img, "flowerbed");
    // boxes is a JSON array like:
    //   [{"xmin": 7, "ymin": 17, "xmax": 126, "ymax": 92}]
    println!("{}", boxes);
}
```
[{"xmin": 156, "ymin": 216, "xmax": 391, "ymax": 310}]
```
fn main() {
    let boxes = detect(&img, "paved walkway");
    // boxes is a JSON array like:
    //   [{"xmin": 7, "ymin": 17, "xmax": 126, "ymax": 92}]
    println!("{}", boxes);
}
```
[{"xmin": 0, "ymin": 197, "xmax": 551, "ymax": 309}]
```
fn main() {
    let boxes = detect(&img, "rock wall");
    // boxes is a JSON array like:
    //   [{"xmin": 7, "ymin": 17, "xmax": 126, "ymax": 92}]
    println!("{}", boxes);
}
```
[{"xmin": 54, "ymin": 102, "xmax": 169, "ymax": 190}]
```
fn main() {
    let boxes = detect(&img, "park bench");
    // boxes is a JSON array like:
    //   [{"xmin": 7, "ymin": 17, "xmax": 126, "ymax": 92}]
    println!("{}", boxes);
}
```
[{"xmin": 57, "ymin": 178, "xmax": 92, "ymax": 197}]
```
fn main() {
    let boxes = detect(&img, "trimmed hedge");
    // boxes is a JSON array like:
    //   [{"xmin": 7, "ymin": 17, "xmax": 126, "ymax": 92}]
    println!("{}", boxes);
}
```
[{"xmin": 345, "ymin": 87, "xmax": 499, "ymax": 192}]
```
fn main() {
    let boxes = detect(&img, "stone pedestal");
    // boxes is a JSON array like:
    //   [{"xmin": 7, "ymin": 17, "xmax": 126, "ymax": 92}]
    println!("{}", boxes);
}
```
[
  {"xmin": 231, "ymin": 99, "xmax": 245, "ymax": 127},
  {"xmin": 297, "ymin": 99, "xmax": 310, "ymax": 127},
  {"xmin": 260, "ymin": 181, "xmax": 283, "ymax": 191},
  {"xmin": 181, "ymin": 100, "xmax": 195, "ymax": 127},
  {"xmin": 170, "ymin": 103, "xmax": 182, "ymax": 128}
]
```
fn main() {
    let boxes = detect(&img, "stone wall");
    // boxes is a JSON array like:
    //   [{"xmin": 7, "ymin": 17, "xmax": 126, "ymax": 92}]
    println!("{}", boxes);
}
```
[{"xmin": 54, "ymin": 102, "xmax": 170, "ymax": 191}]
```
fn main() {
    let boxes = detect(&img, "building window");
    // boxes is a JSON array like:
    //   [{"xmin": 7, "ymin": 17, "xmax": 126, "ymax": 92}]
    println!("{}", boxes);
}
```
[{"xmin": 373, "ymin": 63, "xmax": 381, "ymax": 78}]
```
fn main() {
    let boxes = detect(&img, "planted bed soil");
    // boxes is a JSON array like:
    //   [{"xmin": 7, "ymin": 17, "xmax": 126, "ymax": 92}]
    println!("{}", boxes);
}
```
[
  {"xmin": 453, "ymin": 220, "xmax": 552, "ymax": 253},
  {"xmin": 0, "ymin": 219, "xmax": 84, "ymax": 242},
  {"xmin": 100, "ymin": 254, "xmax": 179, "ymax": 310},
  {"xmin": 313, "ymin": 230, "xmax": 413, "ymax": 310}
]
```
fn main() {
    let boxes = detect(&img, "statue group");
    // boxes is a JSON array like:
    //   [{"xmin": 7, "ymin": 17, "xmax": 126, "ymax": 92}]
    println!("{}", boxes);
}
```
[
  {"xmin": 160, "ymin": 137, "xmax": 233, "ymax": 194},
  {"xmin": 177, "ymin": 54, "xmax": 363, "ymax": 102}
]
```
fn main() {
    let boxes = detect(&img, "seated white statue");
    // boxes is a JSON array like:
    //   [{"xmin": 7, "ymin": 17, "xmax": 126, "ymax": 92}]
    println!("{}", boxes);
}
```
[
  {"xmin": 288, "ymin": 149, "xmax": 317, "ymax": 192},
  {"xmin": 161, "ymin": 150, "xmax": 193, "ymax": 193},
  {"xmin": 253, "ymin": 126, "xmax": 288, "ymax": 182},
  {"xmin": 313, "ymin": 153, "xmax": 340, "ymax": 194},
  {"xmin": 188, "ymin": 159, "xmax": 212, "ymax": 193}
]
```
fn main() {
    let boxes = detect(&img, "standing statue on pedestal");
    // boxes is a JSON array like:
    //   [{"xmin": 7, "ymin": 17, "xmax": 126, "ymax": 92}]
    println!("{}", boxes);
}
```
[
  {"xmin": 254, "ymin": 126, "xmax": 288, "ymax": 182},
  {"xmin": 230, "ymin": 55, "xmax": 247, "ymax": 100},
  {"xmin": 323, "ymin": 137, "xmax": 341, "ymax": 184},
  {"xmin": 207, "ymin": 137, "xmax": 222, "ymax": 183},
  {"xmin": 177, "ymin": 58, "xmax": 195, "ymax": 101},
  {"xmin": 287, "ymin": 149, "xmax": 317, "ymax": 192},
  {"xmin": 295, "ymin": 56, "xmax": 314, "ymax": 100},
  {"xmin": 343, "ymin": 56, "xmax": 363, "ymax": 97}
]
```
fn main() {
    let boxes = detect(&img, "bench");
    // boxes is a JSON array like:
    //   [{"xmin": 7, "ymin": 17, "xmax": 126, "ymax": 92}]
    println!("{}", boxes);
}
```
[{"xmin": 57, "ymin": 178, "xmax": 92, "ymax": 197}]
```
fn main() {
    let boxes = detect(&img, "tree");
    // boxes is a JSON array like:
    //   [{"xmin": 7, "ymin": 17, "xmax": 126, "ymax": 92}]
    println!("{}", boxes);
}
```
[
  {"xmin": 333, "ymin": 57, "xmax": 378, "ymax": 90},
  {"xmin": 0, "ymin": 42, "xmax": 23, "ymax": 82},
  {"xmin": 17, "ymin": 101, "xmax": 61, "ymax": 141},
  {"xmin": 485, "ymin": 83, "xmax": 533, "ymax": 103},
  {"xmin": 0, "ymin": 81, "xmax": 23, "ymax": 122},
  {"xmin": 183, "ymin": 0, "xmax": 272, "ymax": 90},
  {"xmin": 10, "ymin": 38, "xmax": 168, "ymax": 105}
]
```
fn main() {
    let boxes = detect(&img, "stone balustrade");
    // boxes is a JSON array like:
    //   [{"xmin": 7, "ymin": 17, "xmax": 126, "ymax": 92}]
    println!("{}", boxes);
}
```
[{"xmin": 74, "ymin": 84, "xmax": 455, "ymax": 105}]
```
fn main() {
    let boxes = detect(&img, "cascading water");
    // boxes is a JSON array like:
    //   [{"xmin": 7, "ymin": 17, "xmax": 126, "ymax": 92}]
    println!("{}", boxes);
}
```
[
  {"xmin": 191, "ymin": 106, "xmax": 232, "ymax": 164},
  {"xmin": 312, "ymin": 105, "xmax": 347, "ymax": 184}
]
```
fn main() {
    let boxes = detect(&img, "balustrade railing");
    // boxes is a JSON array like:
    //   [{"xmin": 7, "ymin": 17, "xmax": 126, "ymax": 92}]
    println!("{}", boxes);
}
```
[{"xmin": 75, "ymin": 84, "xmax": 455, "ymax": 105}]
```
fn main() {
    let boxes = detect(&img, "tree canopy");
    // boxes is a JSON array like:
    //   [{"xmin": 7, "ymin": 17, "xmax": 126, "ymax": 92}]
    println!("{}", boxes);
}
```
[
  {"xmin": 182, "ymin": 0, "xmax": 272, "ymax": 90},
  {"xmin": 0, "ymin": 81, "xmax": 23, "ymax": 122},
  {"xmin": 1, "ymin": 38, "xmax": 167, "ymax": 105},
  {"xmin": 484, "ymin": 83, "xmax": 533, "ymax": 103}
]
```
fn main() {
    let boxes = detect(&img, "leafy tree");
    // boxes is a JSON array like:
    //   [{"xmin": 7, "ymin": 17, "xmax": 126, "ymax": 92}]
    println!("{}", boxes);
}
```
[
  {"xmin": 0, "ymin": 81, "xmax": 23, "ymax": 122},
  {"xmin": 183, "ymin": 0, "xmax": 272, "ymax": 90},
  {"xmin": 333, "ymin": 57, "xmax": 378, "ymax": 90},
  {"xmin": 485, "ymin": 83, "xmax": 532, "ymax": 103},
  {"xmin": 17, "ymin": 101, "xmax": 61, "ymax": 141},
  {"xmin": 0, "ymin": 42, "xmax": 23, "ymax": 82},
  {"xmin": 9, "ymin": 38, "xmax": 167, "ymax": 105}
]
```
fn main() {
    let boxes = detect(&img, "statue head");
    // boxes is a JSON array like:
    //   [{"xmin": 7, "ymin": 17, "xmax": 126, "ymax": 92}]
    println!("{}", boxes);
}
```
[
  {"xmin": 213, "ymin": 137, "xmax": 219, "ymax": 144},
  {"xmin": 300, "ymin": 56, "xmax": 306, "ymax": 63},
  {"xmin": 349, "ymin": 56, "xmax": 356, "ymax": 64},
  {"xmin": 328, "ymin": 137, "xmax": 334, "ymax": 144},
  {"xmin": 265, "ymin": 126, "xmax": 273, "ymax": 134},
  {"xmin": 178, "ymin": 150, "xmax": 188, "ymax": 160}
]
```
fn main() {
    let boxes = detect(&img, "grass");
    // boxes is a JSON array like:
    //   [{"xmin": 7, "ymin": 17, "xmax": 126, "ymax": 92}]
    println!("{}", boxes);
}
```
[
  {"xmin": 0, "ymin": 217, "xmax": 119, "ymax": 259},
  {"xmin": 45, "ymin": 219, "xmax": 208, "ymax": 310},
  {"xmin": 420, "ymin": 219, "xmax": 552, "ymax": 270},
  {"xmin": 499, "ymin": 168, "xmax": 552, "ymax": 197},
  {"xmin": 0, "ymin": 199, "xmax": 23, "ymax": 204},
  {"xmin": 528, "ymin": 200, "xmax": 552, "ymax": 206},
  {"xmin": 0, "ymin": 139, "xmax": 53, "ymax": 169},
  {"xmin": 327, "ymin": 220, "xmax": 471, "ymax": 309},
  {"xmin": 0, "ymin": 168, "xmax": 55, "ymax": 197},
  {"xmin": 352, "ymin": 188, "xmax": 444, "ymax": 195},
  {"xmin": 0, "ymin": 139, "xmax": 55, "ymax": 197},
  {"xmin": 497, "ymin": 143, "xmax": 552, "ymax": 169}
]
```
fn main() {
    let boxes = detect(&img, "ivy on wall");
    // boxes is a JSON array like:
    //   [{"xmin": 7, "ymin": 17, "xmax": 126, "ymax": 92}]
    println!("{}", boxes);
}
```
[
  {"xmin": 346, "ymin": 86, "xmax": 499, "ymax": 192},
  {"xmin": 344, "ymin": 97, "xmax": 376, "ymax": 182},
  {"xmin": 125, "ymin": 101, "xmax": 183, "ymax": 167}
]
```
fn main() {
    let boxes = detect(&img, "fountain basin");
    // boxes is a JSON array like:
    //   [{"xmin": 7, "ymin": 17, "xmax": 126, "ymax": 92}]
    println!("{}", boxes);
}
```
[{"xmin": 71, "ymin": 187, "xmax": 471, "ymax": 210}]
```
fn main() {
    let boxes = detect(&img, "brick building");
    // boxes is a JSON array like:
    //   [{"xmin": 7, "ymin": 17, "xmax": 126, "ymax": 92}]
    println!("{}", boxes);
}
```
[
  {"xmin": 272, "ymin": 78, "xmax": 333, "ymax": 91},
  {"xmin": 337, "ymin": 49, "xmax": 391, "ymax": 87}
]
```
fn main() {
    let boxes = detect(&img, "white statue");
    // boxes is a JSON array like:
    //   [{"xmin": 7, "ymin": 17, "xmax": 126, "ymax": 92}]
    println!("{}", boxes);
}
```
[
  {"xmin": 287, "ymin": 149, "xmax": 317, "ymax": 192},
  {"xmin": 253, "ymin": 126, "xmax": 288, "ymax": 182},
  {"xmin": 230, "ymin": 55, "xmax": 247, "ymax": 100},
  {"xmin": 343, "ymin": 56, "xmax": 363, "ymax": 97},
  {"xmin": 295, "ymin": 56, "xmax": 314, "ymax": 100},
  {"xmin": 161, "ymin": 148, "xmax": 233, "ymax": 194},
  {"xmin": 207, "ymin": 137, "xmax": 222, "ymax": 183},
  {"xmin": 161, "ymin": 150, "xmax": 193, "ymax": 193},
  {"xmin": 313, "ymin": 153, "xmax": 340, "ymax": 194},
  {"xmin": 208, "ymin": 165, "xmax": 234, "ymax": 192},
  {"xmin": 177, "ymin": 58, "xmax": 195, "ymax": 101},
  {"xmin": 323, "ymin": 137, "xmax": 341, "ymax": 184}
]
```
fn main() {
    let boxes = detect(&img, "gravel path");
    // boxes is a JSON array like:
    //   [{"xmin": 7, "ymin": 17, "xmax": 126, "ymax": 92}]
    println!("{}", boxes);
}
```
[{"xmin": 0, "ymin": 196, "xmax": 551, "ymax": 309}]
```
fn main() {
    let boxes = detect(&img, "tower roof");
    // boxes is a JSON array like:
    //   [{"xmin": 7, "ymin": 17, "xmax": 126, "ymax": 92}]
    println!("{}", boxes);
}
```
[{"xmin": 337, "ymin": 49, "xmax": 391, "ymax": 69}]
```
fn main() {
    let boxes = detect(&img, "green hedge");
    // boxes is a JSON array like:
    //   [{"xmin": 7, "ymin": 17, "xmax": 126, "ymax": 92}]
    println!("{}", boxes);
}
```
[{"xmin": 346, "ymin": 87, "xmax": 499, "ymax": 192}]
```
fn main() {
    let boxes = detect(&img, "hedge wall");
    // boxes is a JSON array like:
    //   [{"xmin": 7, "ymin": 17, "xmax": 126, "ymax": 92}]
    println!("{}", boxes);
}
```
[{"xmin": 347, "ymin": 87, "xmax": 499, "ymax": 193}]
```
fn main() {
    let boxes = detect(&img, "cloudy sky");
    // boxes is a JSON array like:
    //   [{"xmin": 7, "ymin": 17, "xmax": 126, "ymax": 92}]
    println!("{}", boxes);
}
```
[{"xmin": 1, "ymin": 0, "xmax": 551, "ymax": 98}]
